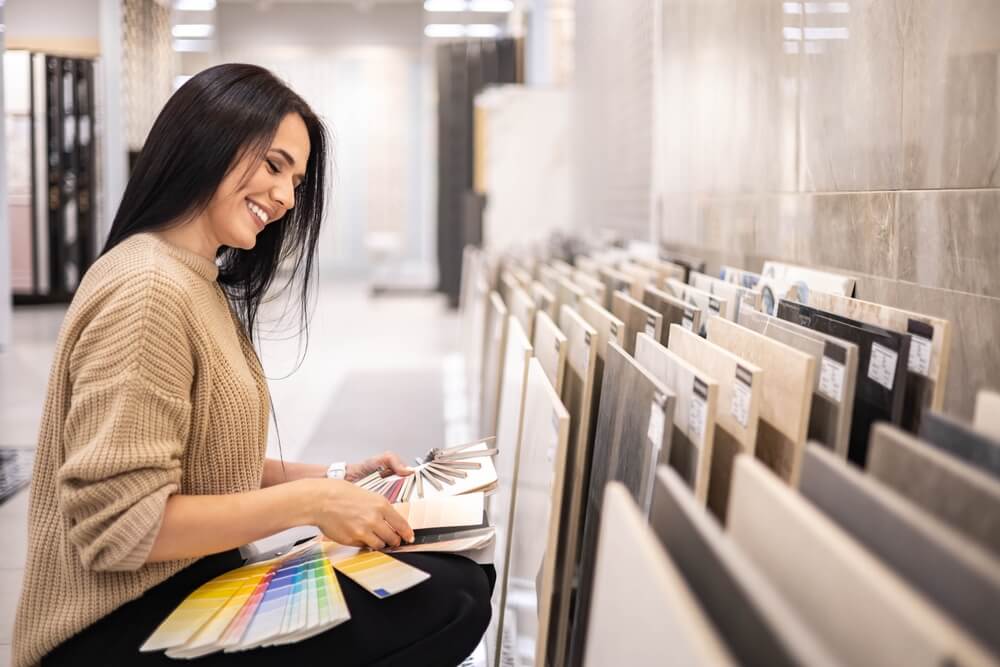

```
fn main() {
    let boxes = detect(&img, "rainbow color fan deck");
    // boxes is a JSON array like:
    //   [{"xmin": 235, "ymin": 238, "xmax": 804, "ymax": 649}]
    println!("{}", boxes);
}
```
[{"xmin": 356, "ymin": 437, "xmax": 499, "ymax": 502}]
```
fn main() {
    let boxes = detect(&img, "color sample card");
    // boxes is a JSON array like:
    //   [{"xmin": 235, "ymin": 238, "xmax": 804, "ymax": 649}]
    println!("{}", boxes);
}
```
[
  {"xmin": 395, "ymin": 492, "xmax": 486, "ymax": 530},
  {"xmin": 331, "ymin": 550, "xmax": 431, "ymax": 599}
]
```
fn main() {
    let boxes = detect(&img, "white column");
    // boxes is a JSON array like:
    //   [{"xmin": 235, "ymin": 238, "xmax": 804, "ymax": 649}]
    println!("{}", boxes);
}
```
[
  {"xmin": 98, "ymin": 0, "xmax": 127, "ymax": 244},
  {"xmin": 0, "ymin": 3, "xmax": 12, "ymax": 351}
]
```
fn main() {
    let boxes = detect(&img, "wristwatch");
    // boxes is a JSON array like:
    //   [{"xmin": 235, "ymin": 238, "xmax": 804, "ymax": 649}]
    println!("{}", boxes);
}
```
[{"xmin": 326, "ymin": 461, "xmax": 347, "ymax": 480}]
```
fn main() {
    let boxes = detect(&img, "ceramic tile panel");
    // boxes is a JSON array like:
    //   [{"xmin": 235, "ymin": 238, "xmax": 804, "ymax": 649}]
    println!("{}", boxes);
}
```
[
  {"xmin": 508, "ymin": 285, "xmax": 537, "ymax": 342},
  {"xmin": 666, "ymin": 278, "xmax": 732, "ymax": 337},
  {"xmin": 798, "ymin": 0, "xmax": 904, "ymax": 192},
  {"xmin": 650, "ymin": 466, "xmax": 841, "ymax": 667},
  {"xmin": 571, "ymin": 269, "xmax": 607, "ymax": 306},
  {"xmin": 919, "ymin": 410, "xmax": 1000, "ymax": 480},
  {"xmin": 619, "ymin": 261, "xmax": 657, "ymax": 300},
  {"xmin": 974, "ymin": 389, "xmax": 1000, "ymax": 440},
  {"xmin": 480, "ymin": 292, "xmax": 509, "ymax": 437},
  {"xmin": 555, "ymin": 275, "xmax": 585, "ymax": 319},
  {"xmin": 531, "ymin": 281, "xmax": 559, "ymax": 322},
  {"xmin": 738, "ymin": 308, "xmax": 857, "ymax": 459},
  {"xmin": 643, "ymin": 284, "xmax": 702, "ymax": 348},
  {"xmin": 900, "ymin": 1, "xmax": 1000, "ymax": 189},
  {"xmin": 597, "ymin": 266, "xmax": 634, "ymax": 311},
  {"xmin": 610, "ymin": 290, "xmax": 662, "ymax": 355},
  {"xmin": 531, "ymin": 310, "xmax": 568, "ymax": 395},
  {"xmin": 668, "ymin": 323, "xmax": 762, "ymax": 522},
  {"xmin": 583, "ymin": 483, "xmax": 735, "ymax": 667},
  {"xmin": 896, "ymin": 189, "xmax": 1000, "ymax": 299},
  {"xmin": 867, "ymin": 422, "xmax": 1000, "ymax": 558},
  {"xmin": 497, "ymin": 359, "xmax": 571, "ymax": 667},
  {"xmin": 635, "ymin": 333, "xmax": 718, "ymax": 503},
  {"xmin": 707, "ymin": 317, "xmax": 817, "ymax": 485},
  {"xmin": 538, "ymin": 264, "xmax": 561, "ymax": 296},
  {"xmin": 801, "ymin": 444, "xmax": 1000, "ymax": 654},
  {"xmin": 634, "ymin": 256, "xmax": 686, "ymax": 284},
  {"xmin": 728, "ymin": 455, "xmax": 997, "ymax": 667}
]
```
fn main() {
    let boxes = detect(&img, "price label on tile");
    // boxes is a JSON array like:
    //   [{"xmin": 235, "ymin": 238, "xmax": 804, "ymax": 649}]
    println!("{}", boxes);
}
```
[
  {"xmin": 609, "ymin": 321, "xmax": 619, "ymax": 338},
  {"xmin": 730, "ymin": 366, "xmax": 753, "ymax": 428},
  {"xmin": 709, "ymin": 297, "xmax": 722, "ymax": 315},
  {"xmin": 688, "ymin": 378, "xmax": 709, "ymax": 446},
  {"xmin": 682, "ymin": 308, "xmax": 695, "ymax": 331},
  {"xmin": 818, "ymin": 356, "xmax": 845, "ymax": 403},
  {"xmin": 644, "ymin": 316, "xmax": 657, "ymax": 339},
  {"xmin": 906, "ymin": 319, "xmax": 934, "ymax": 378},
  {"xmin": 648, "ymin": 397, "xmax": 666, "ymax": 446},
  {"xmin": 867, "ymin": 342, "xmax": 898, "ymax": 390}
]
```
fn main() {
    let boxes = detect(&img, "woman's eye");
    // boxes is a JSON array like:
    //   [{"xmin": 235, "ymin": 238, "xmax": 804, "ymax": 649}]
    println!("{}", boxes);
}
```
[{"xmin": 266, "ymin": 160, "xmax": 279, "ymax": 174}]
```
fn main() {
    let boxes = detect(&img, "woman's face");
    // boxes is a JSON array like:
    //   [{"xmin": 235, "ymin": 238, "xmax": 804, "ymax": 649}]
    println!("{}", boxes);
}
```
[{"xmin": 204, "ymin": 112, "xmax": 311, "ymax": 251}]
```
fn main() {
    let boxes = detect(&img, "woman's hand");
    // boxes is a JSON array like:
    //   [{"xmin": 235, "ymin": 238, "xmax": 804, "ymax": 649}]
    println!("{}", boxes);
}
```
[
  {"xmin": 304, "ymin": 478, "xmax": 415, "ymax": 550},
  {"xmin": 345, "ymin": 451, "xmax": 414, "ymax": 482}
]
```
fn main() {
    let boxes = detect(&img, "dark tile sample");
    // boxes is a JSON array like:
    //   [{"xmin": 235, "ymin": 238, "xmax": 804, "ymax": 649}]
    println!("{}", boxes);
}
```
[
  {"xmin": 643, "ymin": 284, "xmax": 702, "ymax": 348},
  {"xmin": 597, "ymin": 266, "xmax": 633, "ymax": 311},
  {"xmin": 801, "ymin": 444, "xmax": 1000, "ymax": 654},
  {"xmin": 651, "ymin": 466, "xmax": 841, "ymax": 667},
  {"xmin": 919, "ymin": 410, "xmax": 1000, "ymax": 480},
  {"xmin": 568, "ymin": 342, "xmax": 675, "ymax": 667},
  {"xmin": 611, "ymin": 291, "xmax": 662, "ymax": 356},
  {"xmin": 868, "ymin": 423, "xmax": 1000, "ymax": 558},
  {"xmin": 777, "ymin": 299, "xmax": 910, "ymax": 466}
]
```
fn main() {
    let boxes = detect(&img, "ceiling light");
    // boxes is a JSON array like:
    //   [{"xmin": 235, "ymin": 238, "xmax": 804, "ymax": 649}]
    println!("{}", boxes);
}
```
[
  {"xmin": 172, "ymin": 23, "xmax": 214, "ymax": 38},
  {"xmin": 172, "ymin": 39, "xmax": 213, "ymax": 52},
  {"xmin": 175, "ymin": 0, "xmax": 216, "ymax": 10},
  {"xmin": 424, "ymin": 23, "xmax": 465, "ymax": 38},
  {"xmin": 465, "ymin": 24, "xmax": 501, "ymax": 37},
  {"xmin": 424, "ymin": 0, "xmax": 465, "ymax": 11},
  {"xmin": 468, "ymin": 0, "xmax": 513, "ymax": 11}
]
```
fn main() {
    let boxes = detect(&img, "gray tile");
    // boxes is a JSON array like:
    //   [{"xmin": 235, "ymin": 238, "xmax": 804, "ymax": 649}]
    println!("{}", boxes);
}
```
[
  {"xmin": 896, "ymin": 189, "xmax": 1000, "ymax": 299},
  {"xmin": 798, "ymin": 192, "xmax": 898, "ymax": 280},
  {"xmin": 900, "ymin": 1, "xmax": 1000, "ymax": 188},
  {"xmin": 920, "ymin": 410, "xmax": 1000, "ymax": 480}
]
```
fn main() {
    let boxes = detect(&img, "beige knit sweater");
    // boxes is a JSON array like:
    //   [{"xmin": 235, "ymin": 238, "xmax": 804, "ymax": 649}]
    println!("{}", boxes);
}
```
[{"xmin": 13, "ymin": 233, "xmax": 270, "ymax": 667}]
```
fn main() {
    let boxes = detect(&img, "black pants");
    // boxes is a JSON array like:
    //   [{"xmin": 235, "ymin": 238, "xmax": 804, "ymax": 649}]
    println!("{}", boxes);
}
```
[{"xmin": 43, "ymin": 550, "xmax": 495, "ymax": 667}]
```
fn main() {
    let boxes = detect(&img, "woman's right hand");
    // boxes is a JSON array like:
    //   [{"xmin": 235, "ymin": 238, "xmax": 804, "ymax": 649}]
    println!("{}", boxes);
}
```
[{"xmin": 303, "ymin": 478, "xmax": 415, "ymax": 550}]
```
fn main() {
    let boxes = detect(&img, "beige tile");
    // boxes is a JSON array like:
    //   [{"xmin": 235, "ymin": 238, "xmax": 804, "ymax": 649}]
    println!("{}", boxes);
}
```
[
  {"xmin": 896, "ymin": 189, "xmax": 1000, "ymax": 299},
  {"xmin": 900, "ymin": 0, "xmax": 1000, "ymax": 188},
  {"xmin": 798, "ymin": 0, "xmax": 904, "ymax": 191},
  {"xmin": 799, "ymin": 192, "xmax": 898, "ymax": 279}
]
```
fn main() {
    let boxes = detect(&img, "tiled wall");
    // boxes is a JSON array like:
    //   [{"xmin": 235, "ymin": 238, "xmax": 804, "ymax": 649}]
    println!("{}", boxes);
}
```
[{"xmin": 578, "ymin": 0, "xmax": 1000, "ymax": 418}]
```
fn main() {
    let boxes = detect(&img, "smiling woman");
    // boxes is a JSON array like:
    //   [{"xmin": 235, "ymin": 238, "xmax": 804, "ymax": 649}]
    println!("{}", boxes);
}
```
[{"xmin": 12, "ymin": 64, "xmax": 493, "ymax": 667}]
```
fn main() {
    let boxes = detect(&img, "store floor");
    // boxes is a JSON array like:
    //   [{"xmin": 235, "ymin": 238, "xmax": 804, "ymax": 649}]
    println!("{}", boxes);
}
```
[{"xmin": 0, "ymin": 281, "xmax": 461, "ymax": 666}]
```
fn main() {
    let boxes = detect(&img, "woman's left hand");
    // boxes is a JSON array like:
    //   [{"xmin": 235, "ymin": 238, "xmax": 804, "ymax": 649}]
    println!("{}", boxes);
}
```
[{"xmin": 346, "ymin": 451, "xmax": 414, "ymax": 482}]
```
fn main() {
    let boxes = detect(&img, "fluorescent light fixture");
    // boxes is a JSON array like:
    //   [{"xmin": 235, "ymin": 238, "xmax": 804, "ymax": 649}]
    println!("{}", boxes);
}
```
[
  {"xmin": 782, "ymin": 26, "xmax": 803, "ymax": 40},
  {"xmin": 424, "ymin": 0, "xmax": 465, "ymax": 10},
  {"xmin": 805, "ymin": 1, "xmax": 850, "ymax": 13},
  {"xmin": 782, "ymin": 2, "xmax": 803, "ymax": 13},
  {"xmin": 468, "ymin": 0, "xmax": 513, "ymax": 11},
  {"xmin": 172, "ymin": 23, "xmax": 214, "ymax": 38},
  {"xmin": 172, "ymin": 39, "xmax": 213, "ymax": 52},
  {"xmin": 804, "ymin": 26, "xmax": 849, "ymax": 39},
  {"xmin": 175, "ymin": 0, "xmax": 216, "ymax": 9},
  {"xmin": 465, "ymin": 23, "xmax": 501, "ymax": 37},
  {"xmin": 424, "ymin": 23, "xmax": 465, "ymax": 38}
]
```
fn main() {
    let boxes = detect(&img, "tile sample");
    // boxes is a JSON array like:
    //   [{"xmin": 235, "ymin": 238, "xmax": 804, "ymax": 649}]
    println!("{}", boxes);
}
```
[
  {"xmin": 463, "ymin": 275, "xmax": 490, "ymax": 430},
  {"xmin": 531, "ymin": 281, "xmax": 559, "ymax": 322},
  {"xmin": 574, "ymin": 255, "xmax": 601, "ymax": 278},
  {"xmin": 618, "ymin": 261, "xmax": 656, "ymax": 300},
  {"xmin": 578, "ymin": 296, "xmax": 626, "ymax": 483},
  {"xmin": 569, "ymin": 342, "xmax": 675, "ymax": 666},
  {"xmin": 551, "ymin": 259, "xmax": 575, "ymax": 277},
  {"xmin": 919, "ymin": 410, "xmax": 1000, "ymax": 480},
  {"xmin": 728, "ymin": 455, "xmax": 998, "ymax": 667},
  {"xmin": 634, "ymin": 256, "xmax": 686, "ymax": 284},
  {"xmin": 571, "ymin": 269, "xmax": 606, "ymax": 306},
  {"xmin": 720, "ymin": 265, "xmax": 762, "ymax": 291},
  {"xmin": 867, "ymin": 423, "xmax": 1000, "ymax": 558},
  {"xmin": 479, "ymin": 292, "xmax": 509, "ymax": 437},
  {"xmin": 666, "ymin": 278, "xmax": 731, "ymax": 336},
  {"xmin": 549, "ymin": 304, "xmax": 599, "ymax": 667},
  {"xmin": 707, "ymin": 317, "xmax": 816, "ymax": 485},
  {"xmin": 690, "ymin": 270, "xmax": 761, "ymax": 321},
  {"xmin": 597, "ymin": 266, "xmax": 635, "ymax": 311},
  {"xmin": 508, "ymin": 284, "xmax": 537, "ymax": 342},
  {"xmin": 668, "ymin": 323, "xmax": 762, "ymax": 522},
  {"xmin": 555, "ymin": 275, "xmax": 585, "ymax": 319},
  {"xmin": 801, "ymin": 444, "xmax": 1000, "ymax": 654},
  {"xmin": 497, "ymin": 359, "xmax": 571, "ymax": 667},
  {"xmin": 635, "ymin": 333, "xmax": 718, "ymax": 503},
  {"xmin": 643, "ymin": 284, "xmax": 702, "ymax": 347},
  {"xmin": 808, "ymin": 290, "xmax": 951, "ymax": 434},
  {"xmin": 531, "ymin": 310, "xmax": 568, "ymax": 396},
  {"xmin": 776, "ymin": 299, "xmax": 910, "ymax": 466},
  {"xmin": 583, "ymin": 482, "xmax": 735, "ymax": 667},
  {"xmin": 498, "ymin": 271, "xmax": 520, "ymax": 310},
  {"xmin": 761, "ymin": 261, "xmax": 857, "ymax": 299},
  {"xmin": 974, "ymin": 389, "xmax": 1000, "ymax": 440},
  {"xmin": 661, "ymin": 251, "xmax": 706, "ymax": 283},
  {"xmin": 737, "ymin": 308, "xmax": 857, "ymax": 459},
  {"xmin": 651, "ymin": 466, "xmax": 841, "ymax": 667},
  {"xmin": 538, "ymin": 264, "xmax": 561, "ymax": 295},
  {"xmin": 610, "ymin": 290, "xmax": 662, "ymax": 355}
]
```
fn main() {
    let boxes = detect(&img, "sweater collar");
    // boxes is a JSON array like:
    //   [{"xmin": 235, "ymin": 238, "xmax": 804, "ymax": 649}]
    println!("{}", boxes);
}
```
[{"xmin": 140, "ymin": 232, "xmax": 220, "ymax": 282}]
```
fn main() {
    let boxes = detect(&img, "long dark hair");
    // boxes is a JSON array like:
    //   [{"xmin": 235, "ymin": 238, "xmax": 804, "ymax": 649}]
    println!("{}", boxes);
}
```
[{"xmin": 102, "ymin": 63, "xmax": 327, "ymax": 348}]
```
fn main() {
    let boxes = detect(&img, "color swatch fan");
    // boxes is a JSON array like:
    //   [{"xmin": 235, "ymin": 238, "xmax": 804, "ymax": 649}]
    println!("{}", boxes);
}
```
[
  {"xmin": 141, "ymin": 538, "xmax": 430, "ymax": 659},
  {"xmin": 356, "ymin": 437, "xmax": 498, "ymax": 502}
]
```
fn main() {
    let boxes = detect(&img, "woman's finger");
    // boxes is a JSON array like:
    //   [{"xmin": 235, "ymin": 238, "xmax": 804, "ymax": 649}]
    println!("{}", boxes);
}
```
[
  {"xmin": 382, "ymin": 451, "xmax": 413, "ymax": 476},
  {"xmin": 360, "ymin": 530, "xmax": 386, "ymax": 551},
  {"xmin": 382, "ymin": 504, "xmax": 415, "ymax": 543},
  {"xmin": 373, "ymin": 520, "xmax": 402, "ymax": 548}
]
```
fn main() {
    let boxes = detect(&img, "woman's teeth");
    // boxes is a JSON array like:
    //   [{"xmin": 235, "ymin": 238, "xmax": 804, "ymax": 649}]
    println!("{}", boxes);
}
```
[{"xmin": 247, "ymin": 201, "xmax": 268, "ymax": 224}]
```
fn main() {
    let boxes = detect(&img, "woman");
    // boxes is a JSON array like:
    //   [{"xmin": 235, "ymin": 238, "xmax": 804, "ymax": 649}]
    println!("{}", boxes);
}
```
[{"xmin": 13, "ymin": 64, "xmax": 492, "ymax": 667}]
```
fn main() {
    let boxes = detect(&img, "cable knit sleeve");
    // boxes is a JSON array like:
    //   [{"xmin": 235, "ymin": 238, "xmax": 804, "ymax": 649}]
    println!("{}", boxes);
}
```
[{"xmin": 57, "ymin": 271, "xmax": 195, "ymax": 572}]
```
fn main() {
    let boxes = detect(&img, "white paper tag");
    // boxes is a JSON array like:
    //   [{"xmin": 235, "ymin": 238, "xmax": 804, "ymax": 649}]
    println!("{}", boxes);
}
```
[
  {"xmin": 868, "ymin": 342, "xmax": 899, "ymax": 390},
  {"xmin": 688, "ymin": 394, "xmax": 707, "ymax": 446},
  {"xmin": 907, "ymin": 335, "xmax": 932, "ymax": 377},
  {"xmin": 682, "ymin": 308, "xmax": 694, "ymax": 331},
  {"xmin": 730, "ymin": 371, "xmax": 752, "ymax": 429},
  {"xmin": 644, "ymin": 322, "xmax": 657, "ymax": 338},
  {"xmin": 818, "ymin": 356, "xmax": 846, "ymax": 403},
  {"xmin": 648, "ymin": 400, "xmax": 666, "ymax": 446},
  {"xmin": 709, "ymin": 297, "xmax": 721, "ymax": 315}
]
